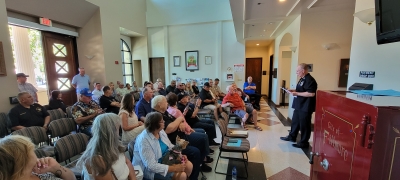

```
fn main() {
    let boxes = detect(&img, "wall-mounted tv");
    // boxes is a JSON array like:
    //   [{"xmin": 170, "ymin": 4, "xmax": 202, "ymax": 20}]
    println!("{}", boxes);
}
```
[{"xmin": 375, "ymin": 0, "xmax": 400, "ymax": 45}]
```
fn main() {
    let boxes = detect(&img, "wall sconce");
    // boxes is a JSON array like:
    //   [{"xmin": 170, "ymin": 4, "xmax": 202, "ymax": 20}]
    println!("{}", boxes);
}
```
[
  {"xmin": 289, "ymin": 46, "xmax": 297, "ymax": 53},
  {"xmin": 321, "ymin": 43, "xmax": 337, "ymax": 50},
  {"xmin": 354, "ymin": 8, "xmax": 375, "ymax": 25},
  {"xmin": 85, "ymin": 55, "xmax": 95, "ymax": 60}
]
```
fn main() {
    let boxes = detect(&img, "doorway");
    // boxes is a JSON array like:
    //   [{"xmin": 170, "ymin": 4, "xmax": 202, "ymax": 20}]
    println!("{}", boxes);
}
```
[
  {"xmin": 245, "ymin": 58, "xmax": 262, "ymax": 93},
  {"xmin": 149, "ymin": 57, "xmax": 165, "ymax": 84},
  {"xmin": 268, "ymin": 55, "xmax": 274, "ymax": 99},
  {"xmin": 42, "ymin": 32, "xmax": 78, "ymax": 106}
]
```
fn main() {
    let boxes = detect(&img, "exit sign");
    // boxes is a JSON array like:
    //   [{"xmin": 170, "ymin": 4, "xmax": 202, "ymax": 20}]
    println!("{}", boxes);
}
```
[{"xmin": 39, "ymin": 18, "xmax": 52, "ymax": 27}]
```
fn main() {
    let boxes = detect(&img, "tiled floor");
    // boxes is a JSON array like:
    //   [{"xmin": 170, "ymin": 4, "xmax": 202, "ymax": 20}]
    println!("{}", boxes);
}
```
[{"xmin": 203, "ymin": 98, "xmax": 311, "ymax": 180}]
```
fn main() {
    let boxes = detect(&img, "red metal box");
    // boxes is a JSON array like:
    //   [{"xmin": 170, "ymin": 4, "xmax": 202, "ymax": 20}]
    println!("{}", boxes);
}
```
[{"xmin": 310, "ymin": 90, "xmax": 400, "ymax": 180}]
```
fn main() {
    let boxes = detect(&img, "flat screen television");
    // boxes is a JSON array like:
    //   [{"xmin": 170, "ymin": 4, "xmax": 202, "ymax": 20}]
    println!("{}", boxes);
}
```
[{"xmin": 375, "ymin": 0, "xmax": 400, "ymax": 44}]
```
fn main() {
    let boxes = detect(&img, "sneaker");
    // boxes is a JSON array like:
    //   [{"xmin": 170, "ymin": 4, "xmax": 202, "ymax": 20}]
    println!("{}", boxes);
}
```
[
  {"xmin": 209, "ymin": 148, "xmax": 214, "ymax": 155},
  {"xmin": 204, "ymin": 156, "xmax": 214, "ymax": 163},
  {"xmin": 201, "ymin": 163, "xmax": 212, "ymax": 172},
  {"xmin": 209, "ymin": 140, "xmax": 220, "ymax": 146}
]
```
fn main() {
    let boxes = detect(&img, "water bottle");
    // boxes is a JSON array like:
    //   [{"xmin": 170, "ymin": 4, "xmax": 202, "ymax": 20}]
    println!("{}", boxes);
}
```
[{"xmin": 232, "ymin": 166, "xmax": 237, "ymax": 180}]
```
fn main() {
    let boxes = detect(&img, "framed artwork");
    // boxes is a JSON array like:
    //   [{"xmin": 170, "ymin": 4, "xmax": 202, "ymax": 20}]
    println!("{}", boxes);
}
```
[
  {"xmin": 205, "ymin": 56, "xmax": 212, "ymax": 65},
  {"xmin": 307, "ymin": 64, "xmax": 313, "ymax": 72},
  {"xmin": 226, "ymin": 73, "xmax": 234, "ymax": 81},
  {"xmin": 185, "ymin": 50, "xmax": 199, "ymax": 71},
  {"xmin": 173, "ymin": 56, "xmax": 180, "ymax": 67},
  {"xmin": 338, "ymin": 59, "xmax": 350, "ymax": 87},
  {"xmin": 0, "ymin": 42, "xmax": 6, "ymax": 76}
]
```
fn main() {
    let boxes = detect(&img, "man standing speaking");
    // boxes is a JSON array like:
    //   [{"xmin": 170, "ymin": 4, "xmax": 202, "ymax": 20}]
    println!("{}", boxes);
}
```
[{"xmin": 280, "ymin": 63, "xmax": 318, "ymax": 148}]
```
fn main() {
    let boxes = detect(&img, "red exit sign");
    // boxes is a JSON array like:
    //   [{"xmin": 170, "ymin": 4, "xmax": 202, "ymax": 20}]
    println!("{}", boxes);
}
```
[{"xmin": 39, "ymin": 18, "xmax": 52, "ymax": 27}]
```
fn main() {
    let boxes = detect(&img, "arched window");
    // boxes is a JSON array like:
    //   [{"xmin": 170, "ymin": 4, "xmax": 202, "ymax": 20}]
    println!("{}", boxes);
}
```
[{"xmin": 121, "ymin": 39, "xmax": 133, "ymax": 84}]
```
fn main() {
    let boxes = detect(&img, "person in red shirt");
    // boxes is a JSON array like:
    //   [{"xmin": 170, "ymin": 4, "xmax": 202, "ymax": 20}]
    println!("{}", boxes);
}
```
[{"xmin": 222, "ymin": 85, "xmax": 262, "ymax": 131}]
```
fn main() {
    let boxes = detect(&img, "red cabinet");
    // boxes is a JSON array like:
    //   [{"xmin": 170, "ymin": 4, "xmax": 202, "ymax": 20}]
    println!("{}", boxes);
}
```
[{"xmin": 311, "ymin": 90, "xmax": 400, "ymax": 180}]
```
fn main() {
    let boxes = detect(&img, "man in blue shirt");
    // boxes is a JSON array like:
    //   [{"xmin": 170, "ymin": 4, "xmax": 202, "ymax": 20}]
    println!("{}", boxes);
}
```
[
  {"xmin": 135, "ymin": 87, "xmax": 154, "ymax": 122},
  {"xmin": 72, "ymin": 67, "xmax": 90, "ymax": 100},
  {"xmin": 243, "ymin": 76, "xmax": 261, "ymax": 110}
]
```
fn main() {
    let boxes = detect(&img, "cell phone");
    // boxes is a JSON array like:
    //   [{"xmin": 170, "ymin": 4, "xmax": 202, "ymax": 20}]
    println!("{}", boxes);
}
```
[{"xmin": 228, "ymin": 139, "xmax": 238, "ymax": 143}]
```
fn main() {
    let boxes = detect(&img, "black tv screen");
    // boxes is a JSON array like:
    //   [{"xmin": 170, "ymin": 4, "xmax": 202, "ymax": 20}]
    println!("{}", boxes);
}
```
[{"xmin": 376, "ymin": 0, "xmax": 400, "ymax": 44}]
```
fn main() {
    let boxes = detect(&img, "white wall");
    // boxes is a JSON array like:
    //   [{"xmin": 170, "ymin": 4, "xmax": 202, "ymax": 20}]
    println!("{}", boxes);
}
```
[
  {"xmin": 245, "ymin": 46, "xmax": 270, "ymax": 95},
  {"xmin": 348, "ymin": 0, "xmax": 400, "ymax": 90},
  {"xmin": 147, "ymin": 21, "xmax": 245, "ymax": 92},
  {"xmin": 299, "ymin": 9, "xmax": 353, "ymax": 91},
  {"xmin": 146, "ymin": 0, "xmax": 232, "ymax": 27},
  {"xmin": 0, "ymin": 0, "xmax": 20, "ymax": 112},
  {"xmin": 132, "ymin": 36, "xmax": 150, "ymax": 83}
]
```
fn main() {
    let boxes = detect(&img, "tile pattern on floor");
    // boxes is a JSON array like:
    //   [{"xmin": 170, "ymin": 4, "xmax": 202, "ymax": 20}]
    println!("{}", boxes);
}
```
[{"xmin": 202, "ymin": 97, "xmax": 310, "ymax": 180}]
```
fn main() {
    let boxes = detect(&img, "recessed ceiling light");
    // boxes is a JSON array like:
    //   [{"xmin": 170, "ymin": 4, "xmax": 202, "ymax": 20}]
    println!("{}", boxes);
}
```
[
  {"xmin": 256, "ymin": 44, "xmax": 259, "ymax": 46},
  {"xmin": 279, "ymin": 0, "xmax": 286, "ymax": 2},
  {"xmin": 263, "ymin": 29, "xmax": 266, "ymax": 32},
  {"xmin": 268, "ymin": 22, "xmax": 273, "ymax": 24}
]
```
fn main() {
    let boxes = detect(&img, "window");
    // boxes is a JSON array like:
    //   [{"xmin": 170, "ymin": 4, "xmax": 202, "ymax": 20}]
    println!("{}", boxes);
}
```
[{"xmin": 121, "ymin": 39, "xmax": 133, "ymax": 84}]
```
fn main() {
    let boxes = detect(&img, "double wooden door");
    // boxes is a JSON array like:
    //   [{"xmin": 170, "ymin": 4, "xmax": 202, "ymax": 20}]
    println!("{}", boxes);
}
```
[
  {"xmin": 42, "ymin": 32, "xmax": 77, "ymax": 106},
  {"xmin": 245, "ymin": 58, "xmax": 262, "ymax": 93}
]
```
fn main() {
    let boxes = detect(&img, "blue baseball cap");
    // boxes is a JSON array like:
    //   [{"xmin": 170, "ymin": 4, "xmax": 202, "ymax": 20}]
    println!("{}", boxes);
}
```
[{"xmin": 80, "ymin": 88, "xmax": 93, "ymax": 97}]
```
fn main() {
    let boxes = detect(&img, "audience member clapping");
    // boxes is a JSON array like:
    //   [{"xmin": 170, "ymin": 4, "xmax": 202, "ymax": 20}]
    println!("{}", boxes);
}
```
[
  {"xmin": 78, "ymin": 113, "xmax": 137, "ymax": 180},
  {"xmin": 0, "ymin": 135, "xmax": 76, "ymax": 180}
]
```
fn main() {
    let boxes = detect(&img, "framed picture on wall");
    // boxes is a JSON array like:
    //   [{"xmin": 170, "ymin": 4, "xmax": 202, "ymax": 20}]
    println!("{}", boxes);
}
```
[
  {"xmin": 185, "ymin": 50, "xmax": 199, "ymax": 71},
  {"xmin": 226, "ymin": 73, "xmax": 234, "ymax": 81},
  {"xmin": 173, "ymin": 56, "xmax": 180, "ymax": 67},
  {"xmin": 205, "ymin": 56, "xmax": 212, "ymax": 65}
]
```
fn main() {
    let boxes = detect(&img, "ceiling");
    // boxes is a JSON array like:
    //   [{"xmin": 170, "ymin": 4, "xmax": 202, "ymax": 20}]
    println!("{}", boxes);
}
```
[
  {"xmin": 230, "ymin": 0, "xmax": 356, "ymax": 47},
  {"xmin": 5, "ymin": 0, "xmax": 98, "ymax": 28}
]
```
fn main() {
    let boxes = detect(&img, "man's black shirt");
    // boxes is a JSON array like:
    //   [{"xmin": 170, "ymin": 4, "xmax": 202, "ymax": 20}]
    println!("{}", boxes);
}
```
[
  {"xmin": 99, "ymin": 95, "xmax": 120, "ymax": 114},
  {"xmin": 166, "ymin": 85, "xmax": 175, "ymax": 94},
  {"xmin": 199, "ymin": 88, "xmax": 214, "ymax": 107},
  {"xmin": 8, "ymin": 103, "xmax": 49, "ymax": 128},
  {"xmin": 177, "ymin": 103, "xmax": 199, "ymax": 127},
  {"xmin": 152, "ymin": 109, "xmax": 185, "ymax": 144},
  {"xmin": 292, "ymin": 73, "xmax": 318, "ymax": 113}
]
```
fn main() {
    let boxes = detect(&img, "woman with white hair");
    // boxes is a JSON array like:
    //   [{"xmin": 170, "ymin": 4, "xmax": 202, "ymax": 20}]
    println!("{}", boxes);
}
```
[{"xmin": 77, "ymin": 113, "xmax": 137, "ymax": 180}]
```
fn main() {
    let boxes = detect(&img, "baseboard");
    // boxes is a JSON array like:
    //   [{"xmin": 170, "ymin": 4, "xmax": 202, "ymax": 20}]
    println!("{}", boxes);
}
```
[{"xmin": 287, "ymin": 117, "xmax": 292, "ymax": 123}]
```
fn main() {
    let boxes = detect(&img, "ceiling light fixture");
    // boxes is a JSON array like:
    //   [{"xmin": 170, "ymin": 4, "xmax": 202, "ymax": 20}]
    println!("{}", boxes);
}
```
[
  {"xmin": 263, "ymin": 29, "xmax": 266, "ymax": 32},
  {"xmin": 354, "ymin": 8, "xmax": 375, "ymax": 25},
  {"xmin": 256, "ymin": 44, "xmax": 259, "ymax": 46},
  {"xmin": 279, "ymin": 0, "xmax": 286, "ymax": 2}
]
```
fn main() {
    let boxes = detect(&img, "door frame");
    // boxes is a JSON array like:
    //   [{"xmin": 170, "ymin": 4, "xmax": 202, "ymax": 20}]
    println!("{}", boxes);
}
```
[
  {"xmin": 245, "ymin": 57, "xmax": 263, "ymax": 94},
  {"xmin": 268, "ymin": 55, "xmax": 274, "ymax": 99}
]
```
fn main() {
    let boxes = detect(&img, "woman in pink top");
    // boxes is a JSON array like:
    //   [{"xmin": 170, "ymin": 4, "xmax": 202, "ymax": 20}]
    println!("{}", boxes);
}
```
[{"xmin": 165, "ymin": 93, "xmax": 193, "ymax": 135}]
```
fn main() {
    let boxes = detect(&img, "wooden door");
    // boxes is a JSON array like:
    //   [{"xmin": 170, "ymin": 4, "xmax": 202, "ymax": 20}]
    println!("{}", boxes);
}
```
[
  {"xmin": 42, "ymin": 32, "xmax": 77, "ymax": 106},
  {"xmin": 245, "ymin": 58, "xmax": 262, "ymax": 93},
  {"xmin": 149, "ymin": 58, "xmax": 165, "ymax": 84},
  {"xmin": 268, "ymin": 55, "xmax": 274, "ymax": 99}
]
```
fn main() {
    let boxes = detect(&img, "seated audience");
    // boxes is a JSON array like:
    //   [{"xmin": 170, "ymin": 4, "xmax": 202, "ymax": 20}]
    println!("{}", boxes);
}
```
[
  {"xmin": 133, "ymin": 112, "xmax": 193, "ymax": 180},
  {"xmin": 232, "ymin": 83, "xmax": 250, "ymax": 102},
  {"xmin": 8, "ymin": 92, "xmax": 50, "ymax": 131},
  {"xmin": 126, "ymin": 83, "xmax": 134, "ymax": 94},
  {"xmin": 99, "ymin": 86, "xmax": 121, "ymax": 114},
  {"xmin": 208, "ymin": 79, "xmax": 219, "ymax": 100},
  {"xmin": 176, "ymin": 93, "xmax": 219, "ymax": 146},
  {"xmin": 166, "ymin": 80, "xmax": 176, "ymax": 94},
  {"xmin": 213, "ymin": 78, "xmax": 226, "ymax": 99},
  {"xmin": 199, "ymin": 82, "xmax": 228, "ymax": 121},
  {"xmin": 153, "ymin": 78, "xmax": 162, "ymax": 91},
  {"xmin": 184, "ymin": 83, "xmax": 194, "ymax": 97},
  {"xmin": 174, "ymin": 82, "xmax": 185, "ymax": 94},
  {"xmin": 108, "ymin": 82, "xmax": 117, "ymax": 98},
  {"xmin": 222, "ymin": 85, "xmax": 263, "ymax": 131},
  {"xmin": 0, "ymin": 135, "xmax": 76, "ymax": 180},
  {"xmin": 152, "ymin": 95, "xmax": 212, "ymax": 176},
  {"xmin": 131, "ymin": 81, "xmax": 140, "ymax": 101},
  {"xmin": 115, "ymin": 83, "xmax": 128, "ymax": 101},
  {"xmin": 139, "ymin": 82, "xmax": 154, "ymax": 99},
  {"xmin": 71, "ymin": 88, "xmax": 103, "ymax": 137},
  {"xmin": 156, "ymin": 82, "xmax": 167, "ymax": 96},
  {"xmin": 243, "ymin": 76, "xmax": 261, "ymax": 110},
  {"xmin": 78, "ymin": 113, "xmax": 137, "ymax": 180},
  {"xmin": 191, "ymin": 81, "xmax": 199, "ymax": 95},
  {"xmin": 165, "ymin": 93, "xmax": 192, "ymax": 135},
  {"xmin": 91, "ymin": 82, "xmax": 103, "ymax": 104},
  {"xmin": 48, "ymin": 90, "xmax": 67, "ymax": 112},
  {"xmin": 118, "ymin": 93, "xmax": 145, "ymax": 144},
  {"xmin": 135, "ymin": 87, "xmax": 154, "ymax": 122}
]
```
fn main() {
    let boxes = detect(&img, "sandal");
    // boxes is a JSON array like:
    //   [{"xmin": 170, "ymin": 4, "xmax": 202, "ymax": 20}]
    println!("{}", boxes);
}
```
[
  {"xmin": 254, "ymin": 126, "xmax": 263, "ymax": 131},
  {"xmin": 241, "ymin": 123, "xmax": 249, "ymax": 130}
]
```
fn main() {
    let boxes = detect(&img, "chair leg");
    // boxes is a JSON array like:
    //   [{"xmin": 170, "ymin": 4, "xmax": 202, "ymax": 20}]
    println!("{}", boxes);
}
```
[
  {"xmin": 214, "ymin": 150, "xmax": 222, "ymax": 173},
  {"xmin": 243, "ymin": 154, "xmax": 249, "ymax": 178}
]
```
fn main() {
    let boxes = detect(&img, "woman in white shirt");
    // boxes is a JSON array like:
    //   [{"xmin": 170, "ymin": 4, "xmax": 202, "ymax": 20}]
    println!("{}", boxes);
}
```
[
  {"xmin": 77, "ymin": 113, "xmax": 137, "ymax": 180},
  {"xmin": 119, "ymin": 93, "xmax": 145, "ymax": 144}
]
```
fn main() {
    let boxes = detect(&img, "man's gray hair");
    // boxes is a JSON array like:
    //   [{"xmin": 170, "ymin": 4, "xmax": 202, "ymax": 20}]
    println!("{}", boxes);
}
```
[
  {"xmin": 142, "ymin": 87, "xmax": 151, "ymax": 95},
  {"xmin": 226, "ymin": 85, "xmax": 232, "ymax": 93},
  {"xmin": 17, "ymin": 92, "xmax": 30, "ymax": 102},
  {"xmin": 151, "ymin": 95, "xmax": 166, "ymax": 109},
  {"xmin": 298, "ymin": 63, "xmax": 309, "ymax": 70}
]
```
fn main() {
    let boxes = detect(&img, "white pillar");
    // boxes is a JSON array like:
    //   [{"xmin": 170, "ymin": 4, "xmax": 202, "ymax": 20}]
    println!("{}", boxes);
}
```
[{"xmin": 11, "ymin": 26, "xmax": 38, "ymax": 88}]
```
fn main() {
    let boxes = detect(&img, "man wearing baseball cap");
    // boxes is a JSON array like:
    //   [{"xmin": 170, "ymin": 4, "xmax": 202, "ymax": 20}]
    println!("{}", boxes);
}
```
[
  {"xmin": 71, "ymin": 88, "xmax": 103, "ymax": 136},
  {"xmin": 16, "ymin": 73, "xmax": 38, "ymax": 103}
]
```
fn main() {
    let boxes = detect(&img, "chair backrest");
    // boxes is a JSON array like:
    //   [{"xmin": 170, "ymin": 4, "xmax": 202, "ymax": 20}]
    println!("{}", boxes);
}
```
[
  {"xmin": 11, "ymin": 127, "xmax": 48, "ymax": 145},
  {"xmin": 217, "ymin": 119, "xmax": 227, "ymax": 136},
  {"xmin": 48, "ymin": 109, "xmax": 66, "ymax": 121},
  {"xmin": 66, "ymin": 106, "xmax": 74, "ymax": 119},
  {"xmin": 48, "ymin": 118, "xmax": 76, "ymax": 138},
  {"xmin": 0, "ymin": 113, "xmax": 9, "ymax": 138},
  {"xmin": 127, "ymin": 140, "xmax": 135, "ymax": 161},
  {"xmin": 34, "ymin": 149, "xmax": 48, "ymax": 158},
  {"xmin": 54, "ymin": 133, "xmax": 90, "ymax": 162}
]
